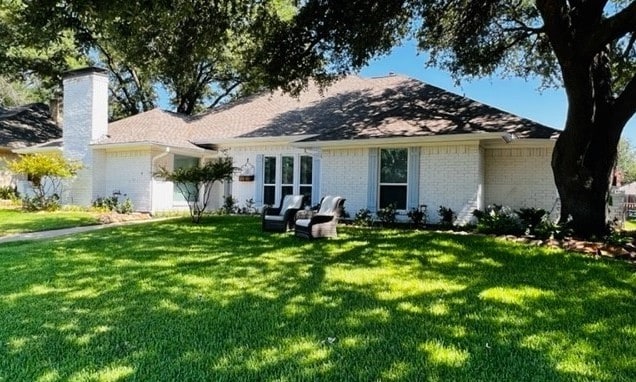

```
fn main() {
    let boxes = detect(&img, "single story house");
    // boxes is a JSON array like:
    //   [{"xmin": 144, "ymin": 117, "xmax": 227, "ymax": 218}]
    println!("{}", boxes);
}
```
[
  {"xmin": 1, "ymin": 103, "xmax": 62, "ymax": 188},
  {"xmin": 17, "ymin": 67, "xmax": 561, "ymax": 224}
]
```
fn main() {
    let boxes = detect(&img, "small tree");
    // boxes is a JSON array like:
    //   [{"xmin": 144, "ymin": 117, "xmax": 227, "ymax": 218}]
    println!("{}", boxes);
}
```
[
  {"xmin": 617, "ymin": 138, "xmax": 636, "ymax": 184},
  {"xmin": 154, "ymin": 157, "xmax": 235, "ymax": 223},
  {"xmin": 7, "ymin": 153, "xmax": 81, "ymax": 211}
]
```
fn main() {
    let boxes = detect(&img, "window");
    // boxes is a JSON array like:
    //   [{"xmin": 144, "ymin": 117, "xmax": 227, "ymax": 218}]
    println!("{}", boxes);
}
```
[
  {"xmin": 263, "ymin": 156, "xmax": 276, "ymax": 205},
  {"xmin": 261, "ymin": 155, "xmax": 313, "ymax": 206},
  {"xmin": 173, "ymin": 155, "xmax": 199, "ymax": 203},
  {"xmin": 379, "ymin": 148, "xmax": 407, "ymax": 209},
  {"xmin": 299, "ymin": 156, "xmax": 313, "ymax": 202}
]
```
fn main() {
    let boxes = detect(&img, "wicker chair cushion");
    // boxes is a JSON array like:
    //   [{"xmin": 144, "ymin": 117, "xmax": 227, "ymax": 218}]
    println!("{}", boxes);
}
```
[
  {"xmin": 295, "ymin": 218, "xmax": 311, "ymax": 227},
  {"xmin": 264, "ymin": 215, "xmax": 285, "ymax": 221},
  {"xmin": 318, "ymin": 196, "xmax": 337, "ymax": 215}
]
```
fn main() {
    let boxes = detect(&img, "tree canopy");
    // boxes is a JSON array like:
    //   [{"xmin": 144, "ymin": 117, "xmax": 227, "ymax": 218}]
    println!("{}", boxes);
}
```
[
  {"xmin": 618, "ymin": 138, "xmax": 636, "ymax": 183},
  {"xmin": 1, "ymin": 0, "xmax": 296, "ymax": 116}
]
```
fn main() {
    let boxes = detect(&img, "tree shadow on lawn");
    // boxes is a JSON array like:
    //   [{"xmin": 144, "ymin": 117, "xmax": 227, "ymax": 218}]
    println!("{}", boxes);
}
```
[{"xmin": 0, "ymin": 217, "xmax": 634, "ymax": 381}]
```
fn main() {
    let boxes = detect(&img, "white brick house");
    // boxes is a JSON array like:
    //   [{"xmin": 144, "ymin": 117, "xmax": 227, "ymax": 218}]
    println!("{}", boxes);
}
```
[{"xmin": 16, "ymin": 67, "xmax": 560, "ymax": 224}]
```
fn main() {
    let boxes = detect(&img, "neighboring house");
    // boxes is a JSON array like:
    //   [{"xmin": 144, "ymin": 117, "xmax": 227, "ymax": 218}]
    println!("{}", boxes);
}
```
[
  {"xmin": 0, "ymin": 103, "xmax": 62, "ymax": 188},
  {"xmin": 17, "ymin": 67, "xmax": 561, "ymax": 224}
]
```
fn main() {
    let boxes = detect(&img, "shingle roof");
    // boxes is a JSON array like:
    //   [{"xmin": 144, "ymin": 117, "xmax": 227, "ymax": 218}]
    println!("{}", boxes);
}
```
[
  {"xmin": 99, "ymin": 108, "xmax": 197, "ymax": 150},
  {"xmin": 0, "ymin": 103, "xmax": 62, "ymax": 149},
  {"xmin": 102, "ymin": 75, "xmax": 560, "ymax": 148}
]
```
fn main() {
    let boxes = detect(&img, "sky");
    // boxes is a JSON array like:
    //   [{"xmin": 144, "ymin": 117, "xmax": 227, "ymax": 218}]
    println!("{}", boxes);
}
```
[{"xmin": 358, "ymin": 40, "xmax": 636, "ymax": 142}]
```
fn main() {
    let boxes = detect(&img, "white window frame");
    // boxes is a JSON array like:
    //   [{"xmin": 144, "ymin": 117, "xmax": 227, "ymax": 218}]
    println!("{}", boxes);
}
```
[
  {"xmin": 261, "ymin": 154, "xmax": 313, "ymax": 206},
  {"xmin": 378, "ymin": 148, "xmax": 409, "ymax": 211}
]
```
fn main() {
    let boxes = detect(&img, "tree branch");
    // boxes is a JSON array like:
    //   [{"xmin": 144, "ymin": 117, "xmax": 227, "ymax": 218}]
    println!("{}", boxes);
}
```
[
  {"xmin": 586, "ymin": 1, "xmax": 636, "ymax": 57},
  {"xmin": 208, "ymin": 80, "xmax": 243, "ymax": 109},
  {"xmin": 535, "ymin": 0, "xmax": 574, "ymax": 64}
]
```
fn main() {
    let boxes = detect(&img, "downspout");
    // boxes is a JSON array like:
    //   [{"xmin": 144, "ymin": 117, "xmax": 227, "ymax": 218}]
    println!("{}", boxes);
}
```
[{"xmin": 150, "ymin": 147, "xmax": 171, "ymax": 214}]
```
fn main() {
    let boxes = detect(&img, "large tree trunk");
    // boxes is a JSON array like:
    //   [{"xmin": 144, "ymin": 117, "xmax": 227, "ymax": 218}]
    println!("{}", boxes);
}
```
[{"xmin": 552, "ymin": 118, "xmax": 621, "ymax": 237}]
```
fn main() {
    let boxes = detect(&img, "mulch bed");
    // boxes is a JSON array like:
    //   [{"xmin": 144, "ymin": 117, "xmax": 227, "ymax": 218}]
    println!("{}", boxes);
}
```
[{"xmin": 500, "ymin": 235, "xmax": 636, "ymax": 263}]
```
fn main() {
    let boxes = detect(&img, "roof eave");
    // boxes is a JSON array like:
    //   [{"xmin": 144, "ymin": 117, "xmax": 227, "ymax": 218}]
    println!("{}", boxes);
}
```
[
  {"xmin": 91, "ymin": 141, "xmax": 216, "ymax": 157},
  {"xmin": 193, "ymin": 134, "xmax": 320, "ymax": 148},
  {"xmin": 289, "ymin": 132, "xmax": 516, "ymax": 149},
  {"xmin": 13, "ymin": 146, "xmax": 63, "ymax": 154}
]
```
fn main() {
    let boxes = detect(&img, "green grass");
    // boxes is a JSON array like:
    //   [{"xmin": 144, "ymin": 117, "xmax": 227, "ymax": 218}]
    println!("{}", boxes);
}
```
[
  {"xmin": 623, "ymin": 219, "xmax": 636, "ymax": 232},
  {"xmin": 0, "ymin": 209, "xmax": 100, "ymax": 236},
  {"xmin": 0, "ymin": 216, "xmax": 634, "ymax": 381}
]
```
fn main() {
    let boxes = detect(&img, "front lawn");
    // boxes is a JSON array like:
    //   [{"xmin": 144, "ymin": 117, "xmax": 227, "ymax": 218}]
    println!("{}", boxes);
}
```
[
  {"xmin": 0, "ymin": 209, "xmax": 100, "ymax": 236},
  {"xmin": 0, "ymin": 216, "xmax": 634, "ymax": 381}
]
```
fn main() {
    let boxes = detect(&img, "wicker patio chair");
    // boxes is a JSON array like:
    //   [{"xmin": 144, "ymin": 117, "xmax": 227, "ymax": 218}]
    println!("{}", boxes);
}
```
[
  {"xmin": 294, "ymin": 196, "xmax": 346, "ymax": 239},
  {"xmin": 262, "ymin": 194, "xmax": 304, "ymax": 232}
]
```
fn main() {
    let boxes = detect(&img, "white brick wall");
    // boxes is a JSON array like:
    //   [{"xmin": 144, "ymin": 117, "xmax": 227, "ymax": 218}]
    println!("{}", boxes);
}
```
[
  {"xmin": 484, "ymin": 146, "xmax": 558, "ymax": 214},
  {"xmin": 321, "ymin": 148, "xmax": 368, "ymax": 214},
  {"xmin": 140, "ymin": 142, "xmax": 558, "ymax": 221},
  {"xmin": 420, "ymin": 144, "xmax": 484, "ymax": 224},
  {"xmin": 97, "ymin": 149, "xmax": 153, "ymax": 211}
]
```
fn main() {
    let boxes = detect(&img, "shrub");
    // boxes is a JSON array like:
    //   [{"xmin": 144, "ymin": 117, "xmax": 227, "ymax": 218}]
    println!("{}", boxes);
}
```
[
  {"xmin": 240, "ymin": 198, "xmax": 257, "ymax": 214},
  {"xmin": 93, "ymin": 196, "xmax": 118, "ymax": 211},
  {"xmin": 116, "ymin": 198, "xmax": 134, "ymax": 214},
  {"xmin": 534, "ymin": 215, "xmax": 573, "ymax": 240},
  {"xmin": 376, "ymin": 203, "xmax": 397, "ymax": 225},
  {"xmin": 218, "ymin": 195, "xmax": 238, "ymax": 215},
  {"xmin": 516, "ymin": 207, "xmax": 547, "ymax": 234},
  {"xmin": 0, "ymin": 185, "xmax": 19, "ymax": 200},
  {"xmin": 354, "ymin": 208, "xmax": 373, "ymax": 227},
  {"xmin": 8, "ymin": 153, "xmax": 81, "ymax": 211},
  {"xmin": 438, "ymin": 206, "xmax": 455, "ymax": 226},
  {"xmin": 407, "ymin": 207, "xmax": 427, "ymax": 227},
  {"xmin": 472, "ymin": 204, "xmax": 524, "ymax": 235},
  {"xmin": 92, "ymin": 195, "xmax": 134, "ymax": 214},
  {"xmin": 22, "ymin": 194, "xmax": 60, "ymax": 212}
]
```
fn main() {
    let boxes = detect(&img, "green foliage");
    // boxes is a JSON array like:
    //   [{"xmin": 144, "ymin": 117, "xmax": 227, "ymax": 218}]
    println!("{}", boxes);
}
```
[
  {"xmin": 92, "ymin": 195, "xmax": 134, "ymax": 214},
  {"xmin": 219, "ymin": 195, "xmax": 238, "ymax": 215},
  {"xmin": 534, "ymin": 216, "xmax": 573, "ymax": 240},
  {"xmin": 0, "ymin": 185, "xmax": 19, "ymax": 200},
  {"xmin": 0, "ymin": 76, "xmax": 40, "ymax": 106},
  {"xmin": 473, "ymin": 204, "xmax": 524, "ymax": 236},
  {"xmin": 438, "ymin": 206, "xmax": 455, "ymax": 227},
  {"xmin": 7, "ymin": 153, "xmax": 81, "ymax": 211},
  {"xmin": 515, "ymin": 207, "xmax": 548, "ymax": 234},
  {"xmin": 407, "ymin": 206, "xmax": 427, "ymax": 227},
  {"xmin": 154, "ymin": 157, "xmax": 235, "ymax": 223},
  {"xmin": 617, "ymin": 138, "xmax": 636, "ymax": 184},
  {"xmin": 354, "ymin": 208, "xmax": 373, "ymax": 227},
  {"xmin": 376, "ymin": 203, "xmax": 397, "ymax": 225},
  {"xmin": 10, "ymin": 0, "xmax": 297, "ymax": 116},
  {"xmin": 21, "ymin": 194, "xmax": 60, "ymax": 211}
]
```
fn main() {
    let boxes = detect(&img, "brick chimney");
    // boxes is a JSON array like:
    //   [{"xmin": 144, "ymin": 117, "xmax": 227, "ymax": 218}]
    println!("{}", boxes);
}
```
[{"xmin": 62, "ymin": 67, "xmax": 109, "ymax": 205}]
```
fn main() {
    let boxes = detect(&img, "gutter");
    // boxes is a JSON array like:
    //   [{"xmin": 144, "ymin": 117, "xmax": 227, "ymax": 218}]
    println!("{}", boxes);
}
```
[{"xmin": 289, "ymin": 132, "xmax": 510, "ymax": 149}]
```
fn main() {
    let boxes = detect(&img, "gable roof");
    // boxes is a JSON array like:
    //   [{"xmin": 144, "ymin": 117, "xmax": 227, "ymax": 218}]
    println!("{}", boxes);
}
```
[
  {"xmin": 0, "ymin": 103, "xmax": 62, "ymax": 149},
  {"xmin": 98, "ymin": 74, "xmax": 560, "ymax": 149}
]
